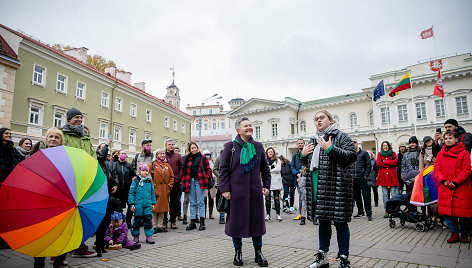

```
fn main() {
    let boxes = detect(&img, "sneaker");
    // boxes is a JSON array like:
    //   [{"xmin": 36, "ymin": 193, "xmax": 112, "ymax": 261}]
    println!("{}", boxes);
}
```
[
  {"xmin": 353, "ymin": 213, "xmax": 365, "ymax": 218},
  {"xmin": 293, "ymin": 214, "xmax": 302, "ymax": 220},
  {"xmin": 289, "ymin": 207, "xmax": 295, "ymax": 212},
  {"xmin": 461, "ymin": 233, "xmax": 469, "ymax": 243},
  {"xmin": 133, "ymin": 235, "xmax": 139, "ymax": 244},
  {"xmin": 146, "ymin": 236, "xmax": 155, "ymax": 244},
  {"xmin": 367, "ymin": 216, "xmax": 373, "ymax": 221},
  {"xmin": 129, "ymin": 243, "xmax": 141, "ymax": 250},
  {"xmin": 219, "ymin": 217, "xmax": 225, "ymax": 224},
  {"xmin": 276, "ymin": 215, "xmax": 282, "ymax": 221},
  {"xmin": 309, "ymin": 250, "xmax": 328, "ymax": 268},
  {"xmin": 71, "ymin": 249, "xmax": 97, "ymax": 258},
  {"xmin": 339, "ymin": 255, "xmax": 350, "ymax": 268},
  {"xmin": 265, "ymin": 215, "xmax": 270, "ymax": 222}
]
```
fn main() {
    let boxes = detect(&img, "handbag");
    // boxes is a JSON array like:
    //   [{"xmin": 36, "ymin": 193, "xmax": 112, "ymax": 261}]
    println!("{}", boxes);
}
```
[{"xmin": 216, "ymin": 143, "xmax": 234, "ymax": 213}]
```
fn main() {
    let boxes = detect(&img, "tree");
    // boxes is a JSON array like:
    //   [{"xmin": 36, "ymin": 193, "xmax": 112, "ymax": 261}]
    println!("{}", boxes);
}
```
[{"xmin": 51, "ymin": 43, "xmax": 118, "ymax": 72}]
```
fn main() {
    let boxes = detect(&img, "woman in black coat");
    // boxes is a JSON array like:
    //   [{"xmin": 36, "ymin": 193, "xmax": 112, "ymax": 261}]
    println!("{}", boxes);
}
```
[
  {"xmin": 300, "ymin": 110, "xmax": 356, "ymax": 268},
  {"xmin": 0, "ymin": 128, "xmax": 21, "ymax": 184}
]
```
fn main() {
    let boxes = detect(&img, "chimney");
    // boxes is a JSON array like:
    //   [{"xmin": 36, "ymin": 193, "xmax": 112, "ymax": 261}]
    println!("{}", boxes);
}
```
[
  {"xmin": 104, "ymin": 66, "xmax": 116, "ymax": 77},
  {"xmin": 134, "ymin": 82, "xmax": 145, "ymax": 91},
  {"xmin": 63, "ymin": 47, "xmax": 88, "ymax": 63},
  {"xmin": 116, "ymin": 70, "xmax": 132, "ymax": 84}
]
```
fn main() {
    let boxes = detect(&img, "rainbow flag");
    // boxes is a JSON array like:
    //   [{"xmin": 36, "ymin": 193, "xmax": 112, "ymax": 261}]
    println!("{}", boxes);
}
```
[
  {"xmin": 410, "ymin": 166, "xmax": 439, "ymax": 206},
  {"xmin": 389, "ymin": 72, "xmax": 411, "ymax": 97}
]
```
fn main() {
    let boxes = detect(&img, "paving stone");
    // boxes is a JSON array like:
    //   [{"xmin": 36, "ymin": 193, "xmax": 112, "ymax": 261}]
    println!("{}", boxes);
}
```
[{"xmin": 403, "ymin": 252, "xmax": 457, "ymax": 267}]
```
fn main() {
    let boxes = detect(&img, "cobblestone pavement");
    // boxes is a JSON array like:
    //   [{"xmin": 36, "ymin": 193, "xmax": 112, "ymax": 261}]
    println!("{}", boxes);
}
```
[{"xmin": 1, "ymin": 193, "xmax": 472, "ymax": 267}]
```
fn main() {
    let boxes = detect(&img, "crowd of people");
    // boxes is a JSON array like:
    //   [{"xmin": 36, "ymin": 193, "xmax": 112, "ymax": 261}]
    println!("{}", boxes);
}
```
[{"xmin": 1, "ymin": 105, "xmax": 472, "ymax": 268}]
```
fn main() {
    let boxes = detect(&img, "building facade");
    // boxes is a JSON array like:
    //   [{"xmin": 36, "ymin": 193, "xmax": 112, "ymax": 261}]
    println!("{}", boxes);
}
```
[
  {"xmin": 0, "ymin": 24, "xmax": 192, "ymax": 154},
  {"xmin": 0, "ymin": 32, "xmax": 21, "ymax": 128}
]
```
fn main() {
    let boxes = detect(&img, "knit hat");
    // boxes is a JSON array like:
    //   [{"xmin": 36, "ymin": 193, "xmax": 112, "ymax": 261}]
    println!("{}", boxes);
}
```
[
  {"xmin": 111, "ymin": 211, "xmax": 122, "ymax": 221},
  {"xmin": 67, "ymin": 108, "xmax": 83, "ymax": 121},
  {"xmin": 444, "ymin": 119, "xmax": 459, "ymax": 127},
  {"xmin": 423, "ymin": 136, "xmax": 433, "ymax": 143},
  {"xmin": 398, "ymin": 142, "xmax": 407, "ymax": 148},
  {"xmin": 139, "ymin": 163, "xmax": 149, "ymax": 172},
  {"xmin": 408, "ymin": 136, "xmax": 419, "ymax": 145}
]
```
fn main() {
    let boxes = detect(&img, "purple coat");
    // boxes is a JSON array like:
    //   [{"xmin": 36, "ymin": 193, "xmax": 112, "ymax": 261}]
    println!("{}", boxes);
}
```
[{"xmin": 218, "ymin": 135, "xmax": 271, "ymax": 238}]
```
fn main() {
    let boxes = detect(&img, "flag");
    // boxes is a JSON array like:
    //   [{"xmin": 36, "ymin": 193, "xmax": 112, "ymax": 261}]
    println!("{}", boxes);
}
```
[
  {"xmin": 421, "ymin": 27, "xmax": 434, "ymax": 39},
  {"xmin": 373, "ymin": 80, "xmax": 385, "ymax": 101},
  {"xmin": 433, "ymin": 70, "xmax": 444, "ymax": 98},
  {"xmin": 389, "ymin": 73, "xmax": 411, "ymax": 97}
]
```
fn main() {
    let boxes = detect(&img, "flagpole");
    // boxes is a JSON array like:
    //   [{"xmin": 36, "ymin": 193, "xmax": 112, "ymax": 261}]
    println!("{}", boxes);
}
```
[
  {"xmin": 385, "ymin": 100, "xmax": 391, "ymax": 142},
  {"xmin": 432, "ymin": 25, "xmax": 438, "ymax": 57},
  {"xmin": 408, "ymin": 71, "xmax": 418, "ymax": 137}
]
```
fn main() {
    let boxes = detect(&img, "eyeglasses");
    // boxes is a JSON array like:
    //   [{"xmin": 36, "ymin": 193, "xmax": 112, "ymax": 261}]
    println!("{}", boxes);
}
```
[{"xmin": 314, "ymin": 115, "xmax": 326, "ymax": 121}]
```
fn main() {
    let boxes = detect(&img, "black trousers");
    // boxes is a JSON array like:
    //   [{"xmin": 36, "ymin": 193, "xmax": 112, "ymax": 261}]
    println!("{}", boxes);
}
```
[
  {"xmin": 353, "ymin": 177, "xmax": 372, "ymax": 216},
  {"xmin": 371, "ymin": 186, "xmax": 379, "ymax": 205},
  {"xmin": 169, "ymin": 184, "xmax": 181, "ymax": 223},
  {"xmin": 265, "ymin": 190, "xmax": 281, "ymax": 215}
]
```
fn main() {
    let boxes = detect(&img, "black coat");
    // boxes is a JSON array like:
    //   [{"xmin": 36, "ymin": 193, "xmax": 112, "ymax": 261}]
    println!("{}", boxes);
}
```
[
  {"xmin": 300, "ymin": 129, "xmax": 356, "ymax": 222},
  {"xmin": 114, "ymin": 160, "xmax": 134, "ymax": 205},
  {"xmin": 96, "ymin": 145, "xmax": 118, "ymax": 193},
  {"xmin": 281, "ymin": 162, "xmax": 294, "ymax": 185},
  {"xmin": 353, "ymin": 149, "xmax": 371, "ymax": 179},
  {"xmin": 0, "ymin": 146, "xmax": 21, "ymax": 183}
]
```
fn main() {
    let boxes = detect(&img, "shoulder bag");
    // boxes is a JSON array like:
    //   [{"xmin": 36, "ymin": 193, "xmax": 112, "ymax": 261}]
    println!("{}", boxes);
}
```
[{"xmin": 216, "ymin": 143, "xmax": 234, "ymax": 213}]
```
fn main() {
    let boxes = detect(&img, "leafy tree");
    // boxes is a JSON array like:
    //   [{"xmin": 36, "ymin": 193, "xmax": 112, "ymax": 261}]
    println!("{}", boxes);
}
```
[{"xmin": 51, "ymin": 43, "xmax": 118, "ymax": 72}]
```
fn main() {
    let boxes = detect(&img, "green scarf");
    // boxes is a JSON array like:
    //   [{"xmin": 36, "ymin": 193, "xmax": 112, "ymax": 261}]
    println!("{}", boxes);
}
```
[
  {"xmin": 235, "ymin": 138, "xmax": 257, "ymax": 173},
  {"xmin": 380, "ymin": 150, "xmax": 393, "ymax": 157}
]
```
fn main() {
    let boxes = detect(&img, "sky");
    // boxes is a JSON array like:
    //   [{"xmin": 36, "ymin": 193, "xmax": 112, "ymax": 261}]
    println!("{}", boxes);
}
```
[{"xmin": 1, "ymin": 0, "xmax": 471, "ymax": 111}]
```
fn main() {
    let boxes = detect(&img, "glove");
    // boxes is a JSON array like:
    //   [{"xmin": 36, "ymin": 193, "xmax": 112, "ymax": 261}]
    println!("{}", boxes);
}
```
[{"xmin": 443, "ymin": 180, "xmax": 456, "ymax": 190}]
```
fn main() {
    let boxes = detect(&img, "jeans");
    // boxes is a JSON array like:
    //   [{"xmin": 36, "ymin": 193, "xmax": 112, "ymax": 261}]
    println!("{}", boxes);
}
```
[
  {"xmin": 232, "ymin": 236, "xmax": 263, "ymax": 248},
  {"xmin": 381, "ymin": 186, "xmax": 399, "ymax": 210},
  {"xmin": 283, "ymin": 184, "xmax": 295, "ymax": 208},
  {"xmin": 353, "ymin": 178, "xmax": 372, "ymax": 216},
  {"xmin": 220, "ymin": 212, "xmax": 225, "ymax": 220},
  {"xmin": 189, "ymin": 178, "xmax": 206, "ymax": 219},
  {"xmin": 296, "ymin": 182, "xmax": 303, "ymax": 213},
  {"xmin": 444, "ymin": 216, "xmax": 471, "ymax": 233},
  {"xmin": 169, "ymin": 184, "xmax": 181, "ymax": 223},
  {"xmin": 265, "ymin": 190, "xmax": 281, "ymax": 215},
  {"xmin": 318, "ymin": 220, "xmax": 350, "ymax": 256}
]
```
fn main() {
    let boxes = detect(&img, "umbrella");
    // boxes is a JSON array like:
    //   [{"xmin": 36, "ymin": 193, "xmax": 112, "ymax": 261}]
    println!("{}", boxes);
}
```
[
  {"xmin": 0, "ymin": 146, "xmax": 108, "ymax": 257},
  {"xmin": 410, "ymin": 166, "xmax": 439, "ymax": 206}
]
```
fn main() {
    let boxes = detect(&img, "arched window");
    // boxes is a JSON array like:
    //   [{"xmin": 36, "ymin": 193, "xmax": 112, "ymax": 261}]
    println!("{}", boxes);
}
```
[
  {"xmin": 368, "ymin": 110, "xmax": 374, "ymax": 126},
  {"xmin": 300, "ymin": 121, "xmax": 306, "ymax": 132},
  {"xmin": 333, "ymin": 115, "xmax": 340, "ymax": 126},
  {"xmin": 349, "ymin": 113, "xmax": 358, "ymax": 128}
]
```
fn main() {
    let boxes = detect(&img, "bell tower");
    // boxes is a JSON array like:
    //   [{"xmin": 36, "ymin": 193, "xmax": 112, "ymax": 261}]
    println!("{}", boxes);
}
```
[{"xmin": 165, "ymin": 66, "xmax": 181, "ymax": 109}]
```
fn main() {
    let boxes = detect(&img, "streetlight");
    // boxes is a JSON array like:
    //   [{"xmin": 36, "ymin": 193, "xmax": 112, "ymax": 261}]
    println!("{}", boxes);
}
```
[{"xmin": 198, "ymin": 93, "xmax": 223, "ymax": 147}]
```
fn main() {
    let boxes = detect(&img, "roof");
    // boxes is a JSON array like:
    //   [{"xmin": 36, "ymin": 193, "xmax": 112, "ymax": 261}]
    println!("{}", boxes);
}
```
[
  {"xmin": 0, "ymin": 24, "xmax": 191, "ymax": 119},
  {"xmin": 301, "ymin": 92, "xmax": 367, "ymax": 106},
  {"xmin": 0, "ymin": 33, "xmax": 19, "ymax": 65}
]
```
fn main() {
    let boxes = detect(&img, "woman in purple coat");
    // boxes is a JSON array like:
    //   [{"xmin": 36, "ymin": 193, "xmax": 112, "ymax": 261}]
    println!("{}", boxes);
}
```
[{"xmin": 219, "ymin": 117, "xmax": 271, "ymax": 267}]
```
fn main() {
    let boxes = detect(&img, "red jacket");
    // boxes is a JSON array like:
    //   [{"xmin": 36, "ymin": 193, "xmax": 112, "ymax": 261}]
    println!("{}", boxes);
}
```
[
  {"xmin": 434, "ymin": 143, "xmax": 472, "ymax": 217},
  {"xmin": 376, "ymin": 151, "xmax": 399, "ymax": 187},
  {"xmin": 181, "ymin": 153, "xmax": 212, "ymax": 193}
]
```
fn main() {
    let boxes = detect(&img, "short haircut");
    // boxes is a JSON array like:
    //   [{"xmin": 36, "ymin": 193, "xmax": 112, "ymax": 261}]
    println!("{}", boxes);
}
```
[
  {"xmin": 45, "ymin": 128, "xmax": 64, "ymax": 145},
  {"xmin": 164, "ymin": 138, "xmax": 174, "ymax": 146},
  {"xmin": 443, "ymin": 130, "xmax": 459, "ymax": 139},
  {"xmin": 153, "ymin": 148, "xmax": 166, "ymax": 154},
  {"xmin": 314, "ymin": 110, "xmax": 334, "ymax": 122},
  {"xmin": 297, "ymin": 138, "xmax": 305, "ymax": 142},
  {"xmin": 235, "ymin": 117, "xmax": 250, "ymax": 130}
]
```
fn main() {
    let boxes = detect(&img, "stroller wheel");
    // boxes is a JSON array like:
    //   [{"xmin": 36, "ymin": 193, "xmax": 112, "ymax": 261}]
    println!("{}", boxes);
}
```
[
  {"xmin": 400, "ymin": 218, "xmax": 405, "ymax": 226},
  {"xmin": 389, "ymin": 219, "xmax": 395, "ymax": 228},
  {"xmin": 416, "ymin": 223, "xmax": 425, "ymax": 232}
]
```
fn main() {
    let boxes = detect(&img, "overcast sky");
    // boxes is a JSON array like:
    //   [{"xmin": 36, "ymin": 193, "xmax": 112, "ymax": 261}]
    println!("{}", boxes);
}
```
[{"xmin": 1, "ymin": 0, "xmax": 471, "ymax": 110}]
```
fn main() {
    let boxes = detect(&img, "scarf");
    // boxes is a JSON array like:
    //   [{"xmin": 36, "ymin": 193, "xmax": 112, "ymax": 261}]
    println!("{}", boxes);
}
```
[
  {"xmin": 137, "ymin": 175, "xmax": 152, "ymax": 187},
  {"xmin": 424, "ymin": 146, "xmax": 433, "ymax": 161},
  {"xmin": 380, "ymin": 150, "xmax": 393, "ymax": 157},
  {"xmin": 310, "ymin": 123, "xmax": 338, "ymax": 171},
  {"xmin": 16, "ymin": 146, "xmax": 30, "ymax": 159},
  {"xmin": 63, "ymin": 122, "xmax": 85, "ymax": 137},
  {"xmin": 190, "ymin": 152, "xmax": 202, "ymax": 179},
  {"xmin": 235, "ymin": 137, "xmax": 257, "ymax": 173}
]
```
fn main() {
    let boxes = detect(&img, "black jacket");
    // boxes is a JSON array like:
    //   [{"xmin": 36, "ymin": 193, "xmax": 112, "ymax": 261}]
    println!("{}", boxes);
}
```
[
  {"xmin": 0, "ymin": 145, "xmax": 21, "ymax": 183},
  {"xmin": 114, "ymin": 160, "xmax": 134, "ymax": 190},
  {"xmin": 96, "ymin": 145, "xmax": 118, "ymax": 193},
  {"xmin": 281, "ymin": 162, "xmax": 294, "ymax": 185},
  {"xmin": 353, "ymin": 149, "xmax": 371, "ymax": 179},
  {"xmin": 300, "ymin": 128, "xmax": 356, "ymax": 222}
]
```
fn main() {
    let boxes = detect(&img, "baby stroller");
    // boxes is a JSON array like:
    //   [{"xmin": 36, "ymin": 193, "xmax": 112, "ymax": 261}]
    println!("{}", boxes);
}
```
[{"xmin": 385, "ymin": 170, "xmax": 434, "ymax": 232}]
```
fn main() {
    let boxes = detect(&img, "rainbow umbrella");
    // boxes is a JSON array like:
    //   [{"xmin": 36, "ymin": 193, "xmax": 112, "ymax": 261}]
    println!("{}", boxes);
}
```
[
  {"xmin": 410, "ymin": 166, "xmax": 439, "ymax": 206},
  {"xmin": 0, "ymin": 146, "xmax": 108, "ymax": 257}
]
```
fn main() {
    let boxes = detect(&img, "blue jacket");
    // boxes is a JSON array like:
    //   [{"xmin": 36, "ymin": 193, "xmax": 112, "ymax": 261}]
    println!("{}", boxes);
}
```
[
  {"xmin": 128, "ymin": 176, "xmax": 156, "ymax": 208},
  {"xmin": 291, "ymin": 150, "xmax": 303, "ymax": 184}
]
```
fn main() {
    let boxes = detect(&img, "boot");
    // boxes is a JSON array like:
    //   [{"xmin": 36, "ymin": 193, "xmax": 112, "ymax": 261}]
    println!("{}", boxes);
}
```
[
  {"xmin": 313, "ymin": 218, "xmax": 319, "ymax": 225},
  {"xmin": 199, "ymin": 217, "xmax": 206, "ymax": 231},
  {"xmin": 146, "ymin": 236, "xmax": 155, "ymax": 244},
  {"xmin": 254, "ymin": 247, "xmax": 268, "ymax": 267},
  {"xmin": 186, "ymin": 219, "xmax": 197, "ymax": 231},
  {"xmin": 447, "ymin": 232, "xmax": 460, "ymax": 244},
  {"xmin": 461, "ymin": 232, "xmax": 469, "ymax": 243},
  {"xmin": 300, "ymin": 217, "xmax": 306, "ymax": 225},
  {"xmin": 133, "ymin": 235, "xmax": 139, "ymax": 244},
  {"xmin": 339, "ymin": 254, "xmax": 350, "ymax": 268},
  {"xmin": 309, "ymin": 250, "xmax": 328, "ymax": 268},
  {"xmin": 233, "ymin": 247, "xmax": 243, "ymax": 266},
  {"xmin": 182, "ymin": 214, "xmax": 188, "ymax": 224}
]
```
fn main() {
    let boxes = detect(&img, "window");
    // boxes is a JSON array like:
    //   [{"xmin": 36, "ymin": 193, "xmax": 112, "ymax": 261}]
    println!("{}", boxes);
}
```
[
  {"xmin": 212, "ymin": 122, "xmax": 217, "ymax": 130},
  {"xmin": 145, "ymin": 132, "xmax": 152, "ymax": 140},
  {"xmin": 101, "ymin": 92, "xmax": 109, "ymax": 108},
  {"xmin": 209, "ymin": 109, "xmax": 213, "ymax": 115},
  {"xmin": 115, "ymin": 97, "xmax": 123, "ymax": 112},
  {"xmin": 129, "ymin": 130, "xmax": 136, "ymax": 145},
  {"xmin": 271, "ymin": 123, "xmax": 278, "ymax": 137},
  {"xmin": 169, "ymin": 100, "xmax": 173, "ymax": 105},
  {"xmin": 221, "ymin": 122, "xmax": 225, "ymax": 129},
  {"xmin": 193, "ymin": 110, "xmax": 196, "ymax": 115},
  {"xmin": 380, "ymin": 107, "xmax": 390, "ymax": 124},
  {"xmin": 130, "ymin": 103, "xmax": 137, "ymax": 117},
  {"xmin": 56, "ymin": 74, "xmax": 67, "ymax": 93},
  {"xmin": 204, "ymin": 123, "xmax": 208, "ymax": 130},
  {"xmin": 181, "ymin": 123, "xmax": 185, "ymax": 133},
  {"xmin": 99, "ymin": 122, "xmax": 109, "ymax": 139},
  {"xmin": 33, "ymin": 65, "xmax": 45, "ymax": 86},
  {"xmin": 53, "ymin": 113, "xmax": 64, "ymax": 128},
  {"xmin": 300, "ymin": 121, "xmax": 306, "ymax": 132},
  {"xmin": 114, "ymin": 127, "xmax": 122, "ymax": 142},
  {"xmin": 146, "ymin": 109, "xmax": 152, "ymax": 122},
  {"xmin": 291, "ymin": 124, "xmax": 296, "ymax": 134},
  {"xmin": 164, "ymin": 117, "xmax": 169, "ymax": 128},
  {"xmin": 416, "ymin": 102, "xmax": 427, "ymax": 120},
  {"xmin": 174, "ymin": 120, "xmax": 178, "ymax": 131},
  {"xmin": 76, "ymin": 82, "xmax": 86, "ymax": 100},
  {"xmin": 435, "ymin": 99, "xmax": 445, "ymax": 117},
  {"xmin": 333, "ymin": 116, "xmax": 340, "ymax": 125},
  {"xmin": 349, "ymin": 113, "xmax": 358, "ymax": 128},
  {"xmin": 368, "ymin": 111, "xmax": 374, "ymax": 126},
  {"xmin": 255, "ymin": 126, "xmax": 261, "ymax": 139},
  {"xmin": 29, "ymin": 106, "xmax": 40, "ymax": 125},
  {"xmin": 397, "ymin": 105, "xmax": 408, "ymax": 122},
  {"xmin": 456, "ymin": 96, "xmax": 469, "ymax": 115}
]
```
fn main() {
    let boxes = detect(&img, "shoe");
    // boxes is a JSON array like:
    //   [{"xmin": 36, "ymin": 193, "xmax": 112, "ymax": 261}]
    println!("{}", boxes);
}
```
[
  {"xmin": 219, "ymin": 217, "xmax": 225, "ymax": 224},
  {"xmin": 339, "ymin": 254, "xmax": 350, "ymax": 268},
  {"xmin": 156, "ymin": 227, "xmax": 168, "ymax": 233},
  {"xmin": 146, "ymin": 236, "xmax": 155, "ymax": 244},
  {"xmin": 309, "ymin": 250, "xmax": 328, "ymax": 268},
  {"xmin": 199, "ymin": 217, "xmax": 206, "ymax": 231},
  {"xmin": 186, "ymin": 219, "xmax": 197, "ymax": 231},
  {"xmin": 313, "ymin": 218, "xmax": 319, "ymax": 225},
  {"xmin": 367, "ymin": 216, "xmax": 373, "ymax": 221},
  {"xmin": 209, "ymin": 213, "xmax": 214, "ymax": 219},
  {"xmin": 375, "ymin": 203, "xmax": 379, "ymax": 207},
  {"xmin": 71, "ymin": 249, "xmax": 97, "ymax": 258},
  {"xmin": 234, "ymin": 247, "xmax": 243, "ymax": 266},
  {"xmin": 254, "ymin": 247, "xmax": 268, "ymax": 267},
  {"xmin": 96, "ymin": 251, "xmax": 102, "ymax": 258},
  {"xmin": 133, "ymin": 235, "xmax": 139, "ymax": 244},
  {"xmin": 182, "ymin": 215, "xmax": 188, "ymax": 225},
  {"xmin": 353, "ymin": 213, "xmax": 365, "ymax": 218},
  {"xmin": 383, "ymin": 212, "xmax": 389, "ymax": 218},
  {"xmin": 283, "ymin": 207, "xmax": 288, "ymax": 213},
  {"xmin": 265, "ymin": 215, "xmax": 270, "ymax": 222},
  {"xmin": 276, "ymin": 215, "xmax": 282, "ymax": 221},
  {"xmin": 447, "ymin": 232, "xmax": 460, "ymax": 244},
  {"xmin": 460, "ymin": 233, "xmax": 469, "ymax": 243},
  {"xmin": 195, "ymin": 218, "xmax": 200, "ymax": 223},
  {"xmin": 293, "ymin": 214, "xmax": 302, "ymax": 220},
  {"xmin": 177, "ymin": 216, "xmax": 184, "ymax": 221},
  {"xmin": 289, "ymin": 207, "xmax": 295, "ymax": 212},
  {"xmin": 129, "ymin": 243, "xmax": 141, "ymax": 250},
  {"xmin": 300, "ymin": 217, "xmax": 306, "ymax": 225},
  {"xmin": 50, "ymin": 257, "xmax": 68, "ymax": 266},
  {"xmin": 171, "ymin": 222, "xmax": 178, "ymax": 229}
]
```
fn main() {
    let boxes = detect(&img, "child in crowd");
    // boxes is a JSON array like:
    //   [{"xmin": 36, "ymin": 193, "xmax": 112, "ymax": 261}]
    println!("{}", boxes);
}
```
[
  {"xmin": 105, "ymin": 212, "xmax": 141, "ymax": 250},
  {"xmin": 129, "ymin": 163, "xmax": 156, "ymax": 244}
]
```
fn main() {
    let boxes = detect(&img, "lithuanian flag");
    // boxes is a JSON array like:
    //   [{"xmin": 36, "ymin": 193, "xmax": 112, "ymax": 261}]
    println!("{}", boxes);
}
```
[{"xmin": 389, "ymin": 72, "xmax": 411, "ymax": 97}]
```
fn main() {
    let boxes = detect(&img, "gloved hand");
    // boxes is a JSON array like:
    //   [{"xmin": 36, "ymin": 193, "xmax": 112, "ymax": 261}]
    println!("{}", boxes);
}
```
[{"xmin": 443, "ymin": 180, "xmax": 457, "ymax": 190}]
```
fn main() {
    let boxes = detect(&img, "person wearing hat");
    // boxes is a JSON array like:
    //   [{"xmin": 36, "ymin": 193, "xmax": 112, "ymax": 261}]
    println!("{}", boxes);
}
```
[
  {"xmin": 396, "ymin": 142, "xmax": 407, "ymax": 193},
  {"xmin": 62, "ymin": 108, "xmax": 96, "ymax": 158},
  {"xmin": 132, "ymin": 139, "xmax": 154, "ymax": 175},
  {"xmin": 419, "ymin": 136, "xmax": 436, "ymax": 170},
  {"xmin": 105, "ymin": 212, "xmax": 141, "ymax": 250},
  {"xmin": 400, "ymin": 136, "xmax": 421, "ymax": 183},
  {"xmin": 440, "ymin": 119, "xmax": 472, "ymax": 154}
]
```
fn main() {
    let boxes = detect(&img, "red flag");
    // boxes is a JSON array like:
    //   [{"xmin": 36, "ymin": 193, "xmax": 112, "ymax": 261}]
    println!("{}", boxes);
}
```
[
  {"xmin": 421, "ymin": 27, "xmax": 434, "ymax": 39},
  {"xmin": 433, "ymin": 70, "xmax": 444, "ymax": 98}
]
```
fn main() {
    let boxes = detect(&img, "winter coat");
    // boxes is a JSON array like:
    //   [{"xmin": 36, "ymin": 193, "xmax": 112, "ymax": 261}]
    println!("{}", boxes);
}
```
[
  {"xmin": 97, "ymin": 145, "xmax": 118, "ymax": 193},
  {"xmin": 401, "ymin": 148, "xmax": 420, "ymax": 178},
  {"xmin": 105, "ymin": 222, "xmax": 130, "ymax": 244},
  {"xmin": 219, "ymin": 135, "xmax": 271, "ymax": 238},
  {"xmin": 353, "ymin": 149, "xmax": 371, "ymax": 179},
  {"xmin": 182, "ymin": 153, "xmax": 212, "ymax": 192},
  {"xmin": 291, "ymin": 150, "xmax": 303, "ymax": 180},
  {"xmin": 0, "ymin": 146, "xmax": 21, "ymax": 183},
  {"xmin": 149, "ymin": 160, "xmax": 174, "ymax": 213},
  {"xmin": 61, "ymin": 129, "xmax": 96, "ymax": 158},
  {"xmin": 128, "ymin": 176, "xmax": 156, "ymax": 216},
  {"xmin": 419, "ymin": 147, "xmax": 436, "ymax": 170},
  {"xmin": 281, "ymin": 162, "xmax": 294, "ymax": 186},
  {"xmin": 269, "ymin": 159, "xmax": 283, "ymax": 190},
  {"xmin": 376, "ymin": 152, "xmax": 399, "ymax": 187},
  {"xmin": 165, "ymin": 150, "xmax": 183, "ymax": 184},
  {"xmin": 434, "ymin": 143, "xmax": 472, "ymax": 217},
  {"xmin": 213, "ymin": 156, "xmax": 221, "ymax": 183},
  {"xmin": 299, "ymin": 128, "xmax": 356, "ymax": 222},
  {"xmin": 115, "ymin": 161, "xmax": 134, "ymax": 206},
  {"xmin": 132, "ymin": 152, "xmax": 153, "ymax": 175}
]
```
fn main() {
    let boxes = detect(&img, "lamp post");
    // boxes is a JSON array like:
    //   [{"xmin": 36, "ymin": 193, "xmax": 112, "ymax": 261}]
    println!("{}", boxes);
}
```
[{"xmin": 198, "ymin": 93, "xmax": 223, "ymax": 147}]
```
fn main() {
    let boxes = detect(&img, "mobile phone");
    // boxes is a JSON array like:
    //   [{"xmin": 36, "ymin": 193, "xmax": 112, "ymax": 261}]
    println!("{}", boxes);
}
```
[{"xmin": 436, "ymin": 128, "xmax": 441, "ymax": 133}]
